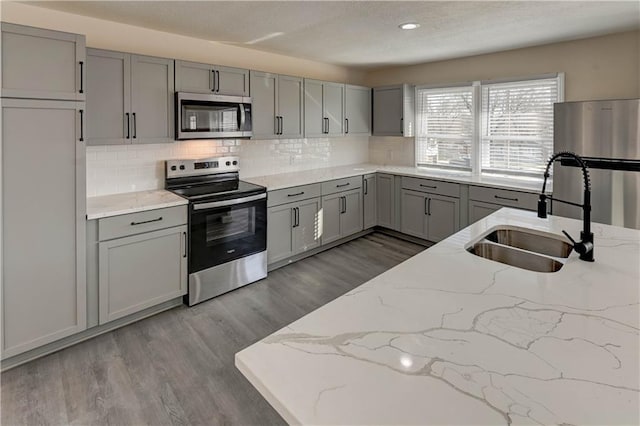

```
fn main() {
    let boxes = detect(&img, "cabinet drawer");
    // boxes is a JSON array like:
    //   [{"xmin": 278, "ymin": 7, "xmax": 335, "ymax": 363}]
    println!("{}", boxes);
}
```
[
  {"xmin": 98, "ymin": 206, "xmax": 188, "ymax": 241},
  {"xmin": 469, "ymin": 186, "xmax": 538, "ymax": 210},
  {"xmin": 402, "ymin": 177, "xmax": 460, "ymax": 198},
  {"xmin": 321, "ymin": 176, "xmax": 362, "ymax": 195},
  {"xmin": 268, "ymin": 183, "xmax": 321, "ymax": 207}
]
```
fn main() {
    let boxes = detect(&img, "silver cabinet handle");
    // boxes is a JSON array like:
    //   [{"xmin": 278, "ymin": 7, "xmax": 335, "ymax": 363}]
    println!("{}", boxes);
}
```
[
  {"xmin": 193, "ymin": 193, "xmax": 266, "ymax": 210},
  {"xmin": 131, "ymin": 216, "xmax": 163, "ymax": 226},
  {"xmin": 495, "ymin": 195, "xmax": 518, "ymax": 202}
]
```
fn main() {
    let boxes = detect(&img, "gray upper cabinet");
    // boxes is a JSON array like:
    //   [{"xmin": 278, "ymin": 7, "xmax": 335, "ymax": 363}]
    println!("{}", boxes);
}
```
[
  {"xmin": 363, "ymin": 174, "xmax": 377, "ymax": 229},
  {"xmin": 1, "ymin": 98, "xmax": 86, "ymax": 359},
  {"xmin": 1, "ymin": 23, "xmax": 85, "ymax": 101},
  {"xmin": 344, "ymin": 84, "xmax": 371, "ymax": 136},
  {"xmin": 304, "ymin": 79, "xmax": 344, "ymax": 138},
  {"xmin": 175, "ymin": 60, "xmax": 249, "ymax": 96},
  {"xmin": 373, "ymin": 84, "xmax": 415, "ymax": 137},
  {"xmin": 87, "ymin": 49, "xmax": 174, "ymax": 145},
  {"xmin": 251, "ymin": 71, "xmax": 303, "ymax": 139}
]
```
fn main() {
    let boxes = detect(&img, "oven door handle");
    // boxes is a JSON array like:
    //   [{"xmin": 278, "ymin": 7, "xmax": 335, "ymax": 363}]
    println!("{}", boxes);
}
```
[{"xmin": 192, "ymin": 193, "xmax": 266, "ymax": 210}]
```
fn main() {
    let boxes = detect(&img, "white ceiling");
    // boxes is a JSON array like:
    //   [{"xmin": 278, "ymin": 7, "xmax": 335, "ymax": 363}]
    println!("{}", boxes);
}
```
[{"xmin": 29, "ymin": 1, "xmax": 640, "ymax": 69}]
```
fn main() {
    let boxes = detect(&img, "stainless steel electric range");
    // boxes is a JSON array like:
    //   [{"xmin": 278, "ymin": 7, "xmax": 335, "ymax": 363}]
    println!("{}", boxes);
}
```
[{"xmin": 165, "ymin": 156, "xmax": 267, "ymax": 306}]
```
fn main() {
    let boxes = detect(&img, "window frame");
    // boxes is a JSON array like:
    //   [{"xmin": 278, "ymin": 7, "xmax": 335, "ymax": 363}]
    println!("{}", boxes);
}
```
[{"xmin": 414, "ymin": 73, "xmax": 564, "ymax": 180}]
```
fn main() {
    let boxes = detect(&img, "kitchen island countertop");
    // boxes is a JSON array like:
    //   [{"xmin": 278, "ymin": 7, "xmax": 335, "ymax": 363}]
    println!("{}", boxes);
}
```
[{"xmin": 236, "ymin": 208, "xmax": 639, "ymax": 425}]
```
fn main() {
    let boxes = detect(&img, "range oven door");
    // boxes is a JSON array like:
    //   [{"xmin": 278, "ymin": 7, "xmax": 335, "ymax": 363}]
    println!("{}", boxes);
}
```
[
  {"xmin": 189, "ymin": 193, "xmax": 266, "ymax": 274},
  {"xmin": 176, "ymin": 92, "xmax": 252, "ymax": 140}
]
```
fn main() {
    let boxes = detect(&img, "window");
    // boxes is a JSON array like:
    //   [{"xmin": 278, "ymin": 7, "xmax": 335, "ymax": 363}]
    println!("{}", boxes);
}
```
[
  {"xmin": 416, "ymin": 75, "xmax": 563, "ymax": 178},
  {"xmin": 416, "ymin": 87, "xmax": 474, "ymax": 170}
]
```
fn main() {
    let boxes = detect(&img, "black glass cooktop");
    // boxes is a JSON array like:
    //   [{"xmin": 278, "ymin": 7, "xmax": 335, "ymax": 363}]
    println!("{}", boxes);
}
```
[{"xmin": 170, "ymin": 179, "xmax": 265, "ymax": 201}]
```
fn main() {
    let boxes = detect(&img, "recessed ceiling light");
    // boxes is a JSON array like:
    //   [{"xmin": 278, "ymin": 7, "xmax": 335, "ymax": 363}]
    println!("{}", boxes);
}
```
[{"xmin": 399, "ymin": 22, "xmax": 420, "ymax": 30}]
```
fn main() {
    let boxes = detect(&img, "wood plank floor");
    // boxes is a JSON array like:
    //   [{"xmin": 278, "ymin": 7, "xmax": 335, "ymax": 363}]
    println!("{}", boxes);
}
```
[{"xmin": 1, "ymin": 233, "xmax": 425, "ymax": 426}]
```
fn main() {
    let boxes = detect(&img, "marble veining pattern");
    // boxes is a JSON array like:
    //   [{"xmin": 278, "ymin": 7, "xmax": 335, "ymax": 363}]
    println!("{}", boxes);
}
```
[
  {"xmin": 236, "ymin": 209, "xmax": 639, "ymax": 425},
  {"xmin": 86, "ymin": 189, "xmax": 187, "ymax": 219}
]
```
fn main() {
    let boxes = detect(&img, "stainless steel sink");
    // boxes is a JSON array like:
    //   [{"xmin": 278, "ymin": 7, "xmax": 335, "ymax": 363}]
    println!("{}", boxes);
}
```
[
  {"xmin": 468, "ymin": 242, "xmax": 564, "ymax": 273},
  {"xmin": 484, "ymin": 229, "xmax": 573, "ymax": 258}
]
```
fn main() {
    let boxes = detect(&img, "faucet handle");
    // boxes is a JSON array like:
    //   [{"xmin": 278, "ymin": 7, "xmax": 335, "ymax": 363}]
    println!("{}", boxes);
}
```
[{"xmin": 561, "ymin": 230, "xmax": 577, "ymax": 245}]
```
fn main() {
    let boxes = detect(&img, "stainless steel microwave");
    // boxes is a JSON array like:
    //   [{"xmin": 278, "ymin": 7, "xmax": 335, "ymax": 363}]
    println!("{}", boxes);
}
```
[{"xmin": 175, "ymin": 92, "xmax": 252, "ymax": 140}]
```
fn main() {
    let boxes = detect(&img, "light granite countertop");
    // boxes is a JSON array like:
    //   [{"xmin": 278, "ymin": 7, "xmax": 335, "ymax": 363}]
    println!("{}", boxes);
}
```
[
  {"xmin": 236, "ymin": 208, "xmax": 640, "ymax": 425},
  {"xmin": 243, "ymin": 164, "xmax": 548, "ymax": 193},
  {"xmin": 86, "ymin": 190, "xmax": 188, "ymax": 220}
]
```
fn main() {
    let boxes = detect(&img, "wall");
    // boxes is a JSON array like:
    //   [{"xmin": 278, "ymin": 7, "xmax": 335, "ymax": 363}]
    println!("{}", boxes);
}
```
[
  {"xmin": 86, "ymin": 137, "xmax": 369, "ymax": 197},
  {"xmin": 365, "ymin": 30, "xmax": 640, "ymax": 101},
  {"xmin": 0, "ymin": 2, "xmax": 365, "ymax": 84}
]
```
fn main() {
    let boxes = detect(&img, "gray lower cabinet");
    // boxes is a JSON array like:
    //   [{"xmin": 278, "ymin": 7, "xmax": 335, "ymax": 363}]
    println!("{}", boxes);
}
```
[
  {"xmin": 401, "ymin": 189, "xmax": 460, "ymax": 243},
  {"xmin": 377, "ymin": 173, "xmax": 396, "ymax": 229},
  {"xmin": 467, "ymin": 186, "xmax": 539, "ymax": 224},
  {"xmin": 251, "ymin": 71, "xmax": 303, "ymax": 139},
  {"xmin": 1, "ymin": 23, "xmax": 85, "ymax": 101},
  {"xmin": 304, "ymin": 79, "xmax": 344, "ymax": 137},
  {"xmin": 469, "ymin": 200, "xmax": 502, "ymax": 224},
  {"xmin": 372, "ymin": 84, "xmax": 415, "ymax": 136},
  {"xmin": 1, "ymin": 98, "xmax": 86, "ymax": 359},
  {"xmin": 363, "ymin": 173, "xmax": 377, "ymax": 229},
  {"xmin": 97, "ymin": 207, "xmax": 188, "ymax": 324},
  {"xmin": 267, "ymin": 197, "xmax": 322, "ymax": 264},
  {"xmin": 87, "ymin": 48, "xmax": 174, "ymax": 145},
  {"xmin": 344, "ymin": 84, "xmax": 371, "ymax": 136},
  {"xmin": 322, "ymin": 189, "xmax": 363, "ymax": 245},
  {"xmin": 175, "ymin": 60, "xmax": 249, "ymax": 96}
]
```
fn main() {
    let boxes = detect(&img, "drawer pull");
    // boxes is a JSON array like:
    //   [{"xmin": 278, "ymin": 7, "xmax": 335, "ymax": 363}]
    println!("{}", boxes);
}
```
[
  {"xmin": 420, "ymin": 184, "xmax": 437, "ymax": 189},
  {"xmin": 336, "ymin": 182, "xmax": 350, "ymax": 188},
  {"xmin": 494, "ymin": 195, "xmax": 519, "ymax": 202},
  {"xmin": 287, "ymin": 191, "xmax": 305, "ymax": 197},
  {"xmin": 130, "ymin": 216, "xmax": 163, "ymax": 226}
]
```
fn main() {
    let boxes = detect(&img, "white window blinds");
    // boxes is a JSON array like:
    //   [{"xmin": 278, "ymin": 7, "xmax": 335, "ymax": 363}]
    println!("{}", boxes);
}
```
[
  {"xmin": 415, "ymin": 86, "xmax": 473, "ymax": 170},
  {"xmin": 481, "ymin": 78, "xmax": 559, "ymax": 176}
]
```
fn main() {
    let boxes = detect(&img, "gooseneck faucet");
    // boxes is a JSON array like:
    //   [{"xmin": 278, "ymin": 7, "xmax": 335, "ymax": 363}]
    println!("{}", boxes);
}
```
[{"xmin": 538, "ymin": 151, "xmax": 594, "ymax": 262}]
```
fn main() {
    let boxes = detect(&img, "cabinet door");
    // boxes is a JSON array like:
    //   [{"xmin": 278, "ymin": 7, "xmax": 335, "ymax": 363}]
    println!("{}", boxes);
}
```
[
  {"xmin": 294, "ymin": 198, "xmax": 322, "ymax": 253},
  {"xmin": 321, "ymin": 193, "xmax": 342, "ymax": 244},
  {"xmin": 99, "ymin": 226, "xmax": 187, "ymax": 324},
  {"xmin": 363, "ymin": 174, "xmax": 377, "ymax": 229},
  {"xmin": 373, "ymin": 86, "xmax": 402, "ymax": 136},
  {"xmin": 86, "ymin": 49, "xmax": 130, "ymax": 145},
  {"xmin": 1, "ymin": 99, "xmax": 86, "ymax": 358},
  {"xmin": 324, "ymin": 82, "xmax": 344, "ymax": 136},
  {"xmin": 1, "ymin": 23, "xmax": 85, "ymax": 101},
  {"xmin": 250, "ymin": 71, "xmax": 278, "ymax": 139},
  {"xmin": 345, "ymin": 85, "xmax": 371, "ymax": 135},
  {"xmin": 341, "ymin": 189, "xmax": 363, "ymax": 237},
  {"xmin": 267, "ymin": 203, "xmax": 295, "ymax": 264},
  {"xmin": 215, "ymin": 65, "xmax": 249, "ymax": 96},
  {"xmin": 130, "ymin": 55, "xmax": 174, "ymax": 144},
  {"xmin": 377, "ymin": 173, "xmax": 396, "ymax": 229},
  {"xmin": 174, "ymin": 60, "xmax": 213, "ymax": 94},
  {"xmin": 427, "ymin": 194, "xmax": 460, "ymax": 243},
  {"xmin": 401, "ymin": 189, "xmax": 428, "ymax": 239},
  {"xmin": 278, "ymin": 75, "xmax": 304, "ymax": 138},
  {"xmin": 304, "ymin": 79, "xmax": 324, "ymax": 138},
  {"xmin": 469, "ymin": 200, "xmax": 502, "ymax": 224}
]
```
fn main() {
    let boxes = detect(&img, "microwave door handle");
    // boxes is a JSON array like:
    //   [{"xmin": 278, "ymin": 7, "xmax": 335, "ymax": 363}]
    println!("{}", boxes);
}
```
[{"xmin": 238, "ymin": 104, "xmax": 246, "ymax": 130}]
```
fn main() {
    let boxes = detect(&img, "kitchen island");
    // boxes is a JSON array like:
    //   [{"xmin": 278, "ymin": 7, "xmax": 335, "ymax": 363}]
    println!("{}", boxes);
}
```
[{"xmin": 236, "ymin": 208, "xmax": 639, "ymax": 425}]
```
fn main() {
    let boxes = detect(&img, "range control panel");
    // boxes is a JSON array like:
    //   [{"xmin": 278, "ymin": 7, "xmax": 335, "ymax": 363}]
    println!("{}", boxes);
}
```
[{"xmin": 166, "ymin": 156, "xmax": 239, "ymax": 179}]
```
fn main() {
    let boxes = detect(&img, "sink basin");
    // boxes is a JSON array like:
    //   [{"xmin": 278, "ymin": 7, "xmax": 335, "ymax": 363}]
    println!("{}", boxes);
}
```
[
  {"xmin": 468, "ymin": 242, "xmax": 564, "ymax": 273},
  {"xmin": 484, "ymin": 228, "xmax": 573, "ymax": 258}
]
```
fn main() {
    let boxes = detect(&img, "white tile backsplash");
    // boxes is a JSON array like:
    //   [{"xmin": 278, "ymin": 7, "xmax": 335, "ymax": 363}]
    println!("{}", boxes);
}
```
[
  {"xmin": 86, "ymin": 136, "xmax": 370, "ymax": 196},
  {"xmin": 369, "ymin": 136, "xmax": 415, "ymax": 166}
]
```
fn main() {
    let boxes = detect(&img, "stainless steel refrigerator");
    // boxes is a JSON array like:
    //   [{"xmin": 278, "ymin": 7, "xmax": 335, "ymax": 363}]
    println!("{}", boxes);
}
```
[{"xmin": 553, "ymin": 98, "xmax": 639, "ymax": 229}]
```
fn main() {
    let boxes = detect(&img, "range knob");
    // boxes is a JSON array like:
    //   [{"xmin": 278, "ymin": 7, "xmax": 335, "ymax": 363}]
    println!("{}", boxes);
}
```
[
  {"xmin": 179, "ymin": 165, "xmax": 186, "ymax": 170},
  {"xmin": 170, "ymin": 166, "xmax": 177, "ymax": 171},
  {"xmin": 232, "ymin": 160, "xmax": 238, "ymax": 165},
  {"xmin": 226, "ymin": 161, "xmax": 231, "ymax": 166}
]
